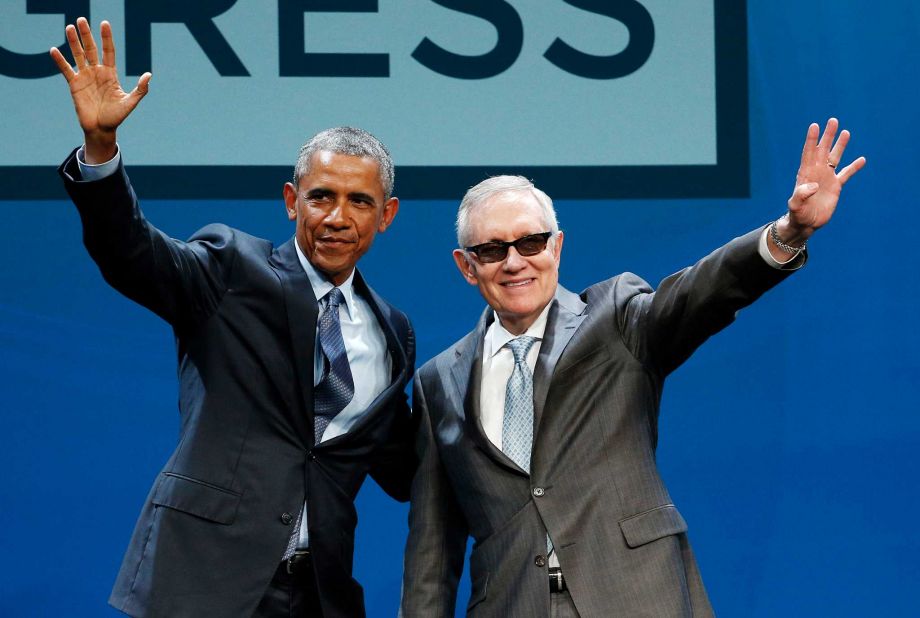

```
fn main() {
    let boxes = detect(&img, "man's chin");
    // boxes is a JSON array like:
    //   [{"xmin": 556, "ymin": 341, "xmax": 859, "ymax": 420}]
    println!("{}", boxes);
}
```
[
  {"xmin": 312, "ymin": 258, "xmax": 354, "ymax": 282},
  {"xmin": 494, "ymin": 302, "xmax": 543, "ymax": 327}
]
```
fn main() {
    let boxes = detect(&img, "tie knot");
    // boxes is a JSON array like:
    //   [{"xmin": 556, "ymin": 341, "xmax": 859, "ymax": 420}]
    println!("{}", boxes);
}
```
[
  {"xmin": 506, "ymin": 336, "xmax": 537, "ymax": 364},
  {"xmin": 325, "ymin": 287, "xmax": 344, "ymax": 309}
]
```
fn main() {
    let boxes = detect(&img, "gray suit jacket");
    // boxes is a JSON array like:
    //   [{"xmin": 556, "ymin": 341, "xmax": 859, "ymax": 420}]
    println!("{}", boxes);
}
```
[{"xmin": 401, "ymin": 227, "xmax": 798, "ymax": 617}]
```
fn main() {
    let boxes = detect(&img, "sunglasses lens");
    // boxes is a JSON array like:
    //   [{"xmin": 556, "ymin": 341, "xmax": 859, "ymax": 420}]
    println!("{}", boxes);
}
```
[
  {"xmin": 476, "ymin": 244, "xmax": 507, "ymax": 263},
  {"xmin": 515, "ymin": 235, "xmax": 549, "ymax": 256},
  {"xmin": 469, "ymin": 233, "xmax": 550, "ymax": 263}
]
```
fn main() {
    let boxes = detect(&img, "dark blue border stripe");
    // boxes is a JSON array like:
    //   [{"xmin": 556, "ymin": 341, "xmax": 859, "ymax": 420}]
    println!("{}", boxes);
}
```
[{"xmin": 0, "ymin": 163, "xmax": 745, "ymax": 200}]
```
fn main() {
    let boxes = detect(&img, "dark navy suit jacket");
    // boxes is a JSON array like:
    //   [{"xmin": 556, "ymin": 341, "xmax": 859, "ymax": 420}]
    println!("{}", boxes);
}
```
[{"xmin": 60, "ymin": 150, "xmax": 416, "ymax": 617}]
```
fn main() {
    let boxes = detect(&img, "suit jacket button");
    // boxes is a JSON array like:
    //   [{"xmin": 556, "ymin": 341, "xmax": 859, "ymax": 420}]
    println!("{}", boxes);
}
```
[
  {"xmin": 534, "ymin": 555, "xmax": 547, "ymax": 567},
  {"xmin": 307, "ymin": 451, "xmax": 316, "ymax": 461},
  {"xmin": 532, "ymin": 487, "xmax": 545, "ymax": 497},
  {"xmin": 281, "ymin": 512, "xmax": 293, "ymax": 525}
]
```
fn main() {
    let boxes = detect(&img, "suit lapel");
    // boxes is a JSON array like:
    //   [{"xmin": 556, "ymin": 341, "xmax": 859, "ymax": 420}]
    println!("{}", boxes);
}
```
[
  {"xmin": 450, "ymin": 308, "xmax": 533, "ymax": 475},
  {"xmin": 269, "ymin": 239, "xmax": 316, "ymax": 446},
  {"xmin": 532, "ymin": 286, "xmax": 587, "ymax": 438},
  {"xmin": 449, "ymin": 309, "xmax": 487, "ymax": 446}
]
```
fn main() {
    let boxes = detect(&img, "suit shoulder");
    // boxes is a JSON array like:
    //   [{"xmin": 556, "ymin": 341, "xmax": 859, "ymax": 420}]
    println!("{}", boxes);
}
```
[
  {"xmin": 187, "ymin": 224, "xmax": 273, "ymax": 257},
  {"xmin": 418, "ymin": 329, "xmax": 477, "ymax": 380},
  {"xmin": 357, "ymin": 277, "xmax": 413, "ymax": 332},
  {"xmin": 582, "ymin": 272, "xmax": 655, "ymax": 307},
  {"xmin": 188, "ymin": 224, "xmax": 268, "ymax": 248},
  {"xmin": 379, "ymin": 296, "xmax": 412, "ymax": 328}
]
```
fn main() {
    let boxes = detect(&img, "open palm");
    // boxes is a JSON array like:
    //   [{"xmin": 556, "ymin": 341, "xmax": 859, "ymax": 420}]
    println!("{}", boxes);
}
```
[
  {"xmin": 50, "ymin": 18, "xmax": 150, "ymax": 156},
  {"xmin": 788, "ymin": 118, "xmax": 866, "ymax": 232}
]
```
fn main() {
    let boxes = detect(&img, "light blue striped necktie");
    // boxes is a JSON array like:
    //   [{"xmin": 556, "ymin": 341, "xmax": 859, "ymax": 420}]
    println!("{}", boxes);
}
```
[
  {"xmin": 502, "ymin": 336, "xmax": 537, "ymax": 472},
  {"xmin": 502, "ymin": 335, "xmax": 554, "ymax": 556}
]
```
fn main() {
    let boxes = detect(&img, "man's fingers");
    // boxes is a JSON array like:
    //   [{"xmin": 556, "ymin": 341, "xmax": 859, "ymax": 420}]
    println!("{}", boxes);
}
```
[
  {"xmin": 828, "ymin": 129, "xmax": 850, "ymax": 166},
  {"xmin": 817, "ymin": 117, "xmax": 839, "ymax": 158},
  {"xmin": 800, "ymin": 122, "xmax": 820, "ymax": 168},
  {"xmin": 49, "ymin": 47, "xmax": 76, "ymax": 82},
  {"xmin": 837, "ymin": 156, "xmax": 866, "ymax": 185},
  {"xmin": 76, "ymin": 17, "xmax": 99, "ymax": 66},
  {"xmin": 65, "ymin": 23, "xmax": 86, "ymax": 68},
  {"xmin": 101, "ymin": 20, "xmax": 116, "ymax": 68}
]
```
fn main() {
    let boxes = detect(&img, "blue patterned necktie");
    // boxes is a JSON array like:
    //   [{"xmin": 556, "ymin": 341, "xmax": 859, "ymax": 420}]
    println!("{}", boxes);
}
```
[
  {"xmin": 502, "ymin": 336, "xmax": 537, "ymax": 472},
  {"xmin": 312, "ymin": 287, "xmax": 354, "ymax": 444},
  {"xmin": 283, "ymin": 287, "xmax": 355, "ymax": 560},
  {"xmin": 502, "ymin": 335, "xmax": 555, "ymax": 557}
]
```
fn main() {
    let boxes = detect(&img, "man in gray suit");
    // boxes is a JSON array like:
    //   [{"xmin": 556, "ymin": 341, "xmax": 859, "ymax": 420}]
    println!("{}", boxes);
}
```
[{"xmin": 400, "ymin": 119, "xmax": 865, "ymax": 617}]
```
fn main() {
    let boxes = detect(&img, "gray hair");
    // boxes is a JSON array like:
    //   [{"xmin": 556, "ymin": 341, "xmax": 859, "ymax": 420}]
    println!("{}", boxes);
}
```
[
  {"xmin": 293, "ymin": 127, "xmax": 395, "ymax": 200},
  {"xmin": 456, "ymin": 175, "xmax": 560, "ymax": 247}
]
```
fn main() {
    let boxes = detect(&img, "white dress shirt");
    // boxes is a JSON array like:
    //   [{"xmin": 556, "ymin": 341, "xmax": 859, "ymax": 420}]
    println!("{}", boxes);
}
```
[{"xmin": 480, "ymin": 304, "xmax": 551, "ymax": 450}]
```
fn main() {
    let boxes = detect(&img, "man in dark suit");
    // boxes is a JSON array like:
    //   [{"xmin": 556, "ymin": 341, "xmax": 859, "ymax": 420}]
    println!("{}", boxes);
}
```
[
  {"xmin": 400, "ymin": 121, "xmax": 865, "ymax": 616},
  {"xmin": 50, "ymin": 19, "xmax": 414, "ymax": 617}
]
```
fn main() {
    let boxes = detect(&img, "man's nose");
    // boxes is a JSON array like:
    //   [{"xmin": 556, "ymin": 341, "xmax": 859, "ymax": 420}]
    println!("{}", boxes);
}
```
[
  {"xmin": 324, "ymin": 200, "xmax": 349, "ymax": 228},
  {"xmin": 502, "ymin": 246, "xmax": 527, "ymax": 271}
]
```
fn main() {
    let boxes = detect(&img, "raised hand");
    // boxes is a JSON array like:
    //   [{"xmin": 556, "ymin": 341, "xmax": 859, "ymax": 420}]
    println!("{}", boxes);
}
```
[
  {"xmin": 49, "ymin": 18, "xmax": 151, "ymax": 163},
  {"xmin": 779, "ymin": 118, "xmax": 866, "ymax": 245}
]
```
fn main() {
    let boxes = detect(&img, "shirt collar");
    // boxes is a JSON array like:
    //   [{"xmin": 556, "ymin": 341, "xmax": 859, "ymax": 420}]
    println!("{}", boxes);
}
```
[
  {"xmin": 484, "ymin": 301, "xmax": 553, "ymax": 359},
  {"xmin": 294, "ymin": 237, "xmax": 356, "ymax": 318}
]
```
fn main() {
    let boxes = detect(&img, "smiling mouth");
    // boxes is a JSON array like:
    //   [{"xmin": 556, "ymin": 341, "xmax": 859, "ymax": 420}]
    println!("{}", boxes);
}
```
[{"xmin": 501, "ymin": 279, "xmax": 534, "ymax": 288}]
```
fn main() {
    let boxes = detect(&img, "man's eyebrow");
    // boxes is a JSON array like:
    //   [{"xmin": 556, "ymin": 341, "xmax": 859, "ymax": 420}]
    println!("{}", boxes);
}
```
[
  {"xmin": 305, "ymin": 187, "xmax": 334, "ymax": 198},
  {"xmin": 348, "ymin": 191, "xmax": 377, "ymax": 204},
  {"xmin": 482, "ymin": 234, "xmax": 529, "ymax": 244}
]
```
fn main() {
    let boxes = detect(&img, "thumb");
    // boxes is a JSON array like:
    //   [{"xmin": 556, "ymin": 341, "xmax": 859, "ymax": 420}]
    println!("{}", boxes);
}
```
[
  {"xmin": 788, "ymin": 181, "xmax": 819, "ymax": 212},
  {"xmin": 128, "ymin": 72, "xmax": 152, "ymax": 105}
]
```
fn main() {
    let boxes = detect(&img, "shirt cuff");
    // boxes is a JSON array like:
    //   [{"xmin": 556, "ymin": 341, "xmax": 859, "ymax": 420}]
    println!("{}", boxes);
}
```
[
  {"xmin": 758, "ymin": 226, "xmax": 804, "ymax": 270},
  {"xmin": 77, "ymin": 144, "xmax": 121, "ymax": 181}
]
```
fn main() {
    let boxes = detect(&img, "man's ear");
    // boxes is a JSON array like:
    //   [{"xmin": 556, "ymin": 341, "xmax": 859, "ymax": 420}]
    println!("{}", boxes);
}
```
[
  {"xmin": 377, "ymin": 197, "xmax": 399, "ymax": 232},
  {"xmin": 453, "ymin": 249, "xmax": 478, "ymax": 285},
  {"xmin": 283, "ymin": 182, "xmax": 298, "ymax": 221},
  {"xmin": 553, "ymin": 230, "xmax": 564, "ymax": 264}
]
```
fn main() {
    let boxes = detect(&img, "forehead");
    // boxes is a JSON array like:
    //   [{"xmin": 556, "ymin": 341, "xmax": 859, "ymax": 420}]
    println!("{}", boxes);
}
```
[
  {"xmin": 299, "ymin": 150, "xmax": 384, "ymax": 195},
  {"xmin": 468, "ymin": 190, "xmax": 547, "ymax": 242}
]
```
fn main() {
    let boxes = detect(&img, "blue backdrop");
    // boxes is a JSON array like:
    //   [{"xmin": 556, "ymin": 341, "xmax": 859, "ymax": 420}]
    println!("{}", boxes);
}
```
[{"xmin": 1, "ymin": 1, "xmax": 918, "ymax": 616}]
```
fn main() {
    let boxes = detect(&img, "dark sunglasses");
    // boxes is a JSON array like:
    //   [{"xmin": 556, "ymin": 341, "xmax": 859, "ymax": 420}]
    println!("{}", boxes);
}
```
[{"xmin": 465, "ymin": 232, "xmax": 553, "ymax": 264}]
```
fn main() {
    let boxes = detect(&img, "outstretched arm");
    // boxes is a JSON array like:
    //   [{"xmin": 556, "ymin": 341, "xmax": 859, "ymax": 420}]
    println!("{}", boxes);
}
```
[
  {"xmin": 50, "ymin": 18, "xmax": 151, "ymax": 163},
  {"xmin": 768, "ymin": 118, "xmax": 867, "ymax": 260},
  {"xmin": 52, "ymin": 18, "xmax": 232, "ymax": 329},
  {"xmin": 620, "ymin": 118, "xmax": 867, "ymax": 374}
]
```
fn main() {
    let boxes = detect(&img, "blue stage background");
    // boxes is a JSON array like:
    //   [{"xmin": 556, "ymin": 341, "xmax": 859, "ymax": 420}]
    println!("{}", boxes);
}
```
[{"xmin": 1, "ymin": 1, "xmax": 918, "ymax": 616}]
